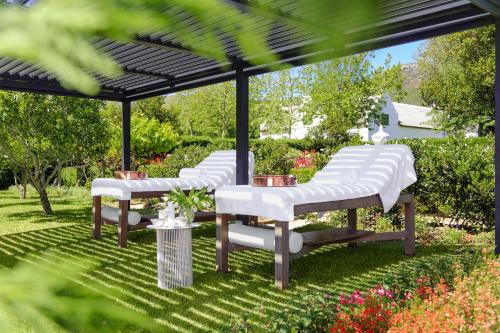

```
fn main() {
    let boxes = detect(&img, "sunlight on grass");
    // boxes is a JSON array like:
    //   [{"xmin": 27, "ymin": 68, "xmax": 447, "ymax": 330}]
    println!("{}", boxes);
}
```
[{"xmin": 0, "ymin": 188, "xmax": 481, "ymax": 332}]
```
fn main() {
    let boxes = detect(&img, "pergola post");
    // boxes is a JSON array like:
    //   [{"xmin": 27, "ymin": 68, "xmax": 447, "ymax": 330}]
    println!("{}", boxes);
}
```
[
  {"xmin": 235, "ymin": 65, "xmax": 249, "ymax": 185},
  {"xmin": 495, "ymin": 18, "xmax": 499, "ymax": 255},
  {"xmin": 121, "ymin": 100, "xmax": 131, "ymax": 171}
]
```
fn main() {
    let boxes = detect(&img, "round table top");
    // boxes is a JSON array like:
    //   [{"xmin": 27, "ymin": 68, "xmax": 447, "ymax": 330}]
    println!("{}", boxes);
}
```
[{"xmin": 147, "ymin": 220, "xmax": 201, "ymax": 230}]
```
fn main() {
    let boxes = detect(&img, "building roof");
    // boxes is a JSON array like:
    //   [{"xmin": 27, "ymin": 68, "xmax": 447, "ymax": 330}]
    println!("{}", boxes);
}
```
[
  {"xmin": 0, "ymin": 0, "xmax": 496, "ymax": 101},
  {"xmin": 393, "ymin": 102, "xmax": 435, "ymax": 129}
]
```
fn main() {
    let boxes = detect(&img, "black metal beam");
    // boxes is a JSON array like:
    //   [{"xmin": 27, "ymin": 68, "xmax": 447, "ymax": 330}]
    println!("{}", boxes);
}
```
[
  {"xmin": 0, "ymin": 77, "xmax": 125, "ymax": 101},
  {"xmin": 125, "ymin": 70, "xmax": 236, "ymax": 101},
  {"xmin": 495, "ymin": 18, "xmax": 499, "ymax": 255},
  {"xmin": 124, "ymin": 13, "xmax": 493, "ymax": 101},
  {"xmin": 235, "ymin": 64, "xmax": 249, "ymax": 186},
  {"xmin": 471, "ymin": 0, "xmax": 500, "ymax": 17},
  {"xmin": 121, "ymin": 100, "xmax": 131, "ymax": 171}
]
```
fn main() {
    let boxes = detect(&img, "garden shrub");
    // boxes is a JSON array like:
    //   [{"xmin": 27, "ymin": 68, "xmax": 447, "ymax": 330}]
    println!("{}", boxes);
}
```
[
  {"xmin": 291, "ymin": 167, "xmax": 316, "ymax": 183},
  {"xmin": 229, "ymin": 252, "xmax": 481, "ymax": 333},
  {"xmin": 391, "ymin": 136, "xmax": 494, "ymax": 230},
  {"xmin": 60, "ymin": 167, "xmax": 78, "ymax": 187},
  {"xmin": 139, "ymin": 145, "xmax": 211, "ymax": 178},
  {"xmin": 390, "ymin": 255, "xmax": 499, "ymax": 333},
  {"xmin": 251, "ymin": 138, "xmax": 295, "ymax": 175}
]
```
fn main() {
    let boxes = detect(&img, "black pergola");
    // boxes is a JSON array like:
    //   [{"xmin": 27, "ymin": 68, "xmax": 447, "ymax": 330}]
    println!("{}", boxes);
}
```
[{"xmin": 0, "ymin": 0, "xmax": 499, "ymax": 253}]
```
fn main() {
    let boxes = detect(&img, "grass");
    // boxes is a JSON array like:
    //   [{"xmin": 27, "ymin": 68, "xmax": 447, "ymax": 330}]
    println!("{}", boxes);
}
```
[{"xmin": 0, "ymin": 187, "xmax": 481, "ymax": 332}]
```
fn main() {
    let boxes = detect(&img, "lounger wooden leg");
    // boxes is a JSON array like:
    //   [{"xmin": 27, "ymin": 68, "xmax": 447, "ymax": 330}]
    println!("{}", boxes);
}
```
[
  {"xmin": 216, "ymin": 213, "xmax": 230, "ymax": 273},
  {"xmin": 118, "ymin": 200, "xmax": 129, "ymax": 248},
  {"xmin": 275, "ymin": 221, "xmax": 289, "ymax": 290},
  {"xmin": 92, "ymin": 196, "xmax": 102, "ymax": 239},
  {"xmin": 347, "ymin": 208, "xmax": 357, "ymax": 248},
  {"xmin": 404, "ymin": 198, "xmax": 416, "ymax": 256}
]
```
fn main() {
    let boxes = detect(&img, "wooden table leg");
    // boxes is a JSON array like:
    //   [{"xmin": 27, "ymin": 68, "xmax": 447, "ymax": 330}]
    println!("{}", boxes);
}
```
[
  {"xmin": 404, "ymin": 199, "xmax": 416, "ymax": 256},
  {"xmin": 347, "ymin": 208, "xmax": 357, "ymax": 248},
  {"xmin": 118, "ymin": 200, "xmax": 129, "ymax": 248},
  {"xmin": 92, "ymin": 196, "xmax": 102, "ymax": 239},
  {"xmin": 275, "ymin": 220, "xmax": 289, "ymax": 290},
  {"xmin": 216, "ymin": 213, "xmax": 229, "ymax": 273}
]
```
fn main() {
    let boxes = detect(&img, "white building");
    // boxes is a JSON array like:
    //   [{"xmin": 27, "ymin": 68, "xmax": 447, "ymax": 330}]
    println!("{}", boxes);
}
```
[
  {"xmin": 349, "ymin": 95, "xmax": 446, "ymax": 142},
  {"xmin": 260, "ymin": 94, "xmax": 449, "ymax": 141}
]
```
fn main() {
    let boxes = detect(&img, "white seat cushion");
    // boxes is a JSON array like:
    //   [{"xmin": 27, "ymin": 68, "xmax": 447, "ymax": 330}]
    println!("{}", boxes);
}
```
[{"xmin": 101, "ymin": 206, "xmax": 141, "ymax": 226}]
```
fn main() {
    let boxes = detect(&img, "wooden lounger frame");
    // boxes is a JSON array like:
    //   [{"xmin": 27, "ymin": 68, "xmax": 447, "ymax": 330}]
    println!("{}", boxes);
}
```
[
  {"xmin": 92, "ymin": 190, "xmax": 215, "ymax": 248},
  {"xmin": 216, "ymin": 193, "xmax": 415, "ymax": 290}
]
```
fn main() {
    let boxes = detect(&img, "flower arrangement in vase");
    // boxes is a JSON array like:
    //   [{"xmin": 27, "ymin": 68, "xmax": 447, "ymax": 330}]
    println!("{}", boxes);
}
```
[{"xmin": 165, "ymin": 187, "xmax": 213, "ymax": 226}]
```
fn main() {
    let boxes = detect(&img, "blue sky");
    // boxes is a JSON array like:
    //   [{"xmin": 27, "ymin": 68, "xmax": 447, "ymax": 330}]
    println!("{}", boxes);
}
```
[{"xmin": 371, "ymin": 41, "xmax": 425, "ymax": 66}]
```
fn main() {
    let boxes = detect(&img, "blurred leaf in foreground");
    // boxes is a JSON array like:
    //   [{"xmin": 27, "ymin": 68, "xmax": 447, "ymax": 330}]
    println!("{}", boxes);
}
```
[{"xmin": 0, "ymin": 253, "xmax": 159, "ymax": 333}]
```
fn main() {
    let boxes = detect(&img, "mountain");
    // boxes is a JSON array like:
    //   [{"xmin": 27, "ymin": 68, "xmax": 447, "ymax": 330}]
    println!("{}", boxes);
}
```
[{"xmin": 400, "ymin": 63, "xmax": 423, "ymax": 106}]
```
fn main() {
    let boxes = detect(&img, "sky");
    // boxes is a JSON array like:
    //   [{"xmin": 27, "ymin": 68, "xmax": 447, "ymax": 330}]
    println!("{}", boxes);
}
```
[{"xmin": 371, "ymin": 41, "xmax": 425, "ymax": 67}]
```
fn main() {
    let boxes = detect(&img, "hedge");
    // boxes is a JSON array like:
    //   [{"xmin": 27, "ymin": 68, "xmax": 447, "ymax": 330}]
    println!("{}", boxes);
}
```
[
  {"xmin": 390, "ymin": 136, "xmax": 494, "ymax": 230},
  {"xmin": 179, "ymin": 135, "xmax": 354, "ymax": 152}
]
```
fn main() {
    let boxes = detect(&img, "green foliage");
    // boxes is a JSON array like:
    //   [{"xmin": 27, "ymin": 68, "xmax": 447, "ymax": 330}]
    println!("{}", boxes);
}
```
[
  {"xmin": 291, "ymin": 167, "xmax": 317, "ymax": 183},
  {"xmin": 418, "ymin": 26, "xmax": 495, "ymax": 135},
  {"xmin": 251, "ymin": 138, "xmax": 294, "ymax": 175},
  {"xmin": 0, "ymin": 254, "xmax": 159, "ymax": 333},
  {"xmin": 133, "ymin": 96, "xmax": 179, "ymax": 128},
  {"xmin": 0, "ymin": 0, "xmax": 284, "ymax": 95},
  {"xmin": 0, "ymin": 92, "xmax": 108, "ymax": 214},
  {"xmin": 60, "ymin": 167, "xmax": 78, "ymax": 187},
  {"xmin": 166, "ymin": 187, "xmax": 213, "ymax": 217},
  {"xmin": 130, "ymin": 115, "xmax": 179, "ymax": 164},
  {"xmin": 103, "ymin": 103, "xmax": 179, "ymax": 166},
  {"xmin": 391, "ymin": 136, "xmax": 494, "ymax": 230},
  {"xmin": 302, "ymin": 53, "xmax": 405, "ymax": 139},
  {"xmin": 140, "ymin": 145, "xmax": 212, "ymax": 178},
  {"xmin": 166, "ymin": 82, "xmax": 237, "ymax": 137},
  {"xmin": 382, "ymin": 252, "xmax": 478, "ymax": 296},
  {"xmin": 229, "ymin": 251, "xmax": 481, "ymax": 333}
]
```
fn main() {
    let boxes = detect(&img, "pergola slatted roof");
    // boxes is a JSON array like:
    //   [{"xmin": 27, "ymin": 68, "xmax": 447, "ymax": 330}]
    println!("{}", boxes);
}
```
[{"xmin": 0, "ymin": 0, "xmax": 495, "ymax": 101}]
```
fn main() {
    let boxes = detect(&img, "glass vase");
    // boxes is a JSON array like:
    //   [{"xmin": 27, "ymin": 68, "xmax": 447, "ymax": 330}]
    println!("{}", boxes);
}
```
[{"xmin": 180, "ymin": 207, "xmax": 195, "ymax": 226}]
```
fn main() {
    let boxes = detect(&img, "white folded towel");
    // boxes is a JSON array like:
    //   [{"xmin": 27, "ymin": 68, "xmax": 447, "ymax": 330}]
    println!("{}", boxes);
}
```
[{"xmin": 179, "ymin": 168, "xmax": 206, "ymax": 179}]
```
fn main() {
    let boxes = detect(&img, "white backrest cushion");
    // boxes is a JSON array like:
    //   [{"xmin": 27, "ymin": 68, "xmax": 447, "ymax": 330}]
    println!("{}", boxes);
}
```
[{"xmin": 194, "ymin": 150, "xmax": 255, "ymax": 185}]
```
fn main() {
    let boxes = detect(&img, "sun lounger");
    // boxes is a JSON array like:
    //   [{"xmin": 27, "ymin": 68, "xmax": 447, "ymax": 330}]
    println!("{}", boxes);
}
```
[
  {"xmin": 214, "ymin": 144, "xmax": 417, "ymax": 289},
  {"xmin": 91, "ymin": 150, "xmax": 254, "ymax": 247}
]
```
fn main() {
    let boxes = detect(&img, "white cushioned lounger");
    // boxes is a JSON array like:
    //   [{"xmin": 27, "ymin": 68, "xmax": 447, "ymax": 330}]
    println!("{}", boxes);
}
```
[
  {"xmin": 92, "ymin": 150, "xmax": 255, "ymax": 200},
  {"xmin": 216, "ymin": 144, "xmax": 416, "ymax": 221},
  {"xmin": 215, "ymin": 144, "xmax": 418, "ymax": 290},
  {"xmin": 91, "ymin": 150, "xmax": 254, "ymax": 248}
]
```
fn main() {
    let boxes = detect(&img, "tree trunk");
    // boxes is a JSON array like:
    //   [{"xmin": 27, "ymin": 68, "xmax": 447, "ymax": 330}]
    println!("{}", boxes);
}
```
[
  {"xmin": 38, "ymin": 186, "xmax": 53, "ymax": 215},
  {"xmin": 478, "ymin": 122, "xmax": 484, "ymax": 137},
  {"xmin": 21, "ymin": 171, "xmax": 27, "ymax": 200},
  {"xmin": 14, "ymin": 171, "xmax": 27, "ymax": 199}
]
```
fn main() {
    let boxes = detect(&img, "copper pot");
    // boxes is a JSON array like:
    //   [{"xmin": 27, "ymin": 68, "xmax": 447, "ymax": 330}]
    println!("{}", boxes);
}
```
[
  {"xmin": 114, "ymin": 171, "xmax": 148, "ymax": 180},
  {"xmin": 252, "ymin": 175, "xmax": 297, "ymax": 187}
]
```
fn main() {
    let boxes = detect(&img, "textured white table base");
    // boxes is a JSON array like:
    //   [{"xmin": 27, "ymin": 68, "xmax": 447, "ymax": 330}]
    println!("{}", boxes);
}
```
[{"xmin": 156, "ymin": 228, "xmax": 193, "ymax": 289}]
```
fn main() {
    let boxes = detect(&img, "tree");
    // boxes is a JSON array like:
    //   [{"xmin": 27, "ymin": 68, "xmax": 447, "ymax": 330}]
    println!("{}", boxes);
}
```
[
  {"xmin": 418, "ymin": 26, "xmax": 495, "ymax": 136},
  {"xmin": 301, "ymin": 53, "xmax": 404, "ymax": 139},
  {"xmin": 103, "ymin": 102, "xmax": 179, "ymax": 168},
  {"xmin": 133, "ymin": 96, "xmax": 179, "ymax": 128},
  {"xmin": 169, "ymin": 82, "xmax": 237, "ymax": 138},
  {"xmin": 256, "ymin": 70, "xmax": 304, "ymax": 138},
  {"xmin": 0, "ymin": 93, "xmax": 108, "ymax": 215}
]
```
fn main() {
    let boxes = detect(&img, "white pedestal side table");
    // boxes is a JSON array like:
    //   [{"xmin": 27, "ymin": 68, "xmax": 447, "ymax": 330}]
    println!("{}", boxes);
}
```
[{"xmin": 147, "ymin": 222, "xmax": 200, "ymax": 290}]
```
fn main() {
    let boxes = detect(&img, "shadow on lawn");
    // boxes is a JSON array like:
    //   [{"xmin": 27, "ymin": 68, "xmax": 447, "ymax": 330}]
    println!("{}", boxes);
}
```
[
  {"xmin": 4, "ymin": 205, "xmax": 92, "ymax": 223},
  {"xmin": 0, "ymin": 221, "xmax": 465, "ymax": 333}
]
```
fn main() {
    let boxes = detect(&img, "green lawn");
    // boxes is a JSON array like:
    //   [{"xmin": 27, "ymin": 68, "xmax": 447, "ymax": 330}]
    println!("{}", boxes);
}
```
[{"xmin": 0, "ymin": 187, "xmax": 477, "ymax": 332}]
